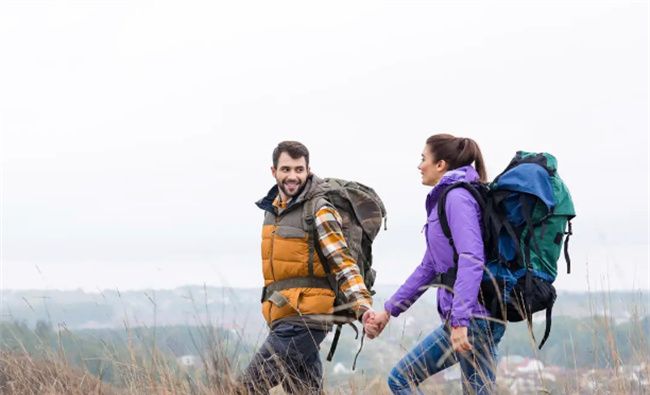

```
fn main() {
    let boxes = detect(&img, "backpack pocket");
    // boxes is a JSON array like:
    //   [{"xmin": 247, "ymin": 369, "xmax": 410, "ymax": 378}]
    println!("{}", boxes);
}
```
[{"xmin": 506, "ymin": 275, "xmax": 556, "ymax": 322}]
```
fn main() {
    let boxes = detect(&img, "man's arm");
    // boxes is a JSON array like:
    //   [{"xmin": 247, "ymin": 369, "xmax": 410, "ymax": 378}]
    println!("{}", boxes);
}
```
[{"xmin": 314, "ymin": 205, "xmax": 373, "ymax": 318}]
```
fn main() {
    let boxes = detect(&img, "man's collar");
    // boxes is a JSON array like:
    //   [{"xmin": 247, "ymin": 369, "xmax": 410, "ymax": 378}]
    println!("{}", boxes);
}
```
[
  {"xmin": 273, "ymin": 194, "xmax": 289, "ymax": 209},
  {"xmin": 255, "ymin": 185, "xmax": 279, "ymax": 213}
]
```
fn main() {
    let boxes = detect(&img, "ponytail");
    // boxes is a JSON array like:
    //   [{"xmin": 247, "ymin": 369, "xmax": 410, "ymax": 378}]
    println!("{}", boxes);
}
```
[{"xmin": 426, "ymin": 134, "xmax": 487, "ymax": 182}]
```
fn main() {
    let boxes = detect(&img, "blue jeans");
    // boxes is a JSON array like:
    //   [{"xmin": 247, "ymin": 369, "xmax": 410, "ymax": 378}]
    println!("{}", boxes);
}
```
[{"xmin": 387, "ymin": 318, "xmax": 505, "ymax": 395}]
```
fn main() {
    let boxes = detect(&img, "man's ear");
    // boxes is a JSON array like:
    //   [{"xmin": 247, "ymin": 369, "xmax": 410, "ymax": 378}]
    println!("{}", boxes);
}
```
[{"xmin": 271, "ymin": 166, "xmax": 276, "ymax": 178}]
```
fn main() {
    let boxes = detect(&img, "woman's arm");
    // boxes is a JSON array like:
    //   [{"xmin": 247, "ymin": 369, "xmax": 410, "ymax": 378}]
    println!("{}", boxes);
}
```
[{"xmin": 384, "ymin": 249, "xmax": 437, "ymax": 317}]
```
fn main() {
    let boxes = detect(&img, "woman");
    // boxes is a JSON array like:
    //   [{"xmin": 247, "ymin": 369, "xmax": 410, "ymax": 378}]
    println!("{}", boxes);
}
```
[{"xmin": 369, "ymin": 134, "xmax": 505, "ymax": 395}]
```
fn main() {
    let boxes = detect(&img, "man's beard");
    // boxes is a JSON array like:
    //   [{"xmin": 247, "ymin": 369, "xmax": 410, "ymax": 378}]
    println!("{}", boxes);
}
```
[{"xmin": 278, "ymin": 179, "xmax": 304, "ymax": 198}]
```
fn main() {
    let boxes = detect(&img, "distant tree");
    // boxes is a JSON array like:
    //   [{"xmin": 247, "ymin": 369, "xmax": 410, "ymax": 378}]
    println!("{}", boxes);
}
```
[{"xmin": 34, "ymin": 320, "xmax": 53, "ymax": 340}]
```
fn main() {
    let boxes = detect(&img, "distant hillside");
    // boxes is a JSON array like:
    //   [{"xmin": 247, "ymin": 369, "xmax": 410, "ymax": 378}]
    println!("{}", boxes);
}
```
[{"xmin": 2, "ymin": 286, "xmax": 647, "ymax": 331}]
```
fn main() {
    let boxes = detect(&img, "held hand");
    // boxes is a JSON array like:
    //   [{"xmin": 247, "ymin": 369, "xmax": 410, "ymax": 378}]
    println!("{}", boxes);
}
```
[
  {"xmin": 362, "ymin": 309, "xmax": 380, "ymax": 339},
  {"xmin": 374, "ymin": 310, "xmax": 390, "ymax": 328},
  {"xmin": 364, "ymin": 310, "xmax": 390, "ymax": 339},
  {"xmin": 450, "ymin": 326, "xmax": 472, "ymax": 353},
  {"xmin": 361, "ymin": 309, "xmax": 376, "ymax": 326}
]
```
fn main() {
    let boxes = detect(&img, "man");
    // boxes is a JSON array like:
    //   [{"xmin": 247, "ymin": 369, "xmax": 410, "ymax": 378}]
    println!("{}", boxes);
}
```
[{"xmin": 239, "ymin": 141, "xmax": 378, "ymax": 394}]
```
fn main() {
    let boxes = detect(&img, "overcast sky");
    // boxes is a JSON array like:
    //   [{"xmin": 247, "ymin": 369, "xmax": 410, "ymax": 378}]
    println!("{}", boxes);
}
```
[{"xmin": 1, "ymin": 1, "xmax": 648, "ymax": 293}]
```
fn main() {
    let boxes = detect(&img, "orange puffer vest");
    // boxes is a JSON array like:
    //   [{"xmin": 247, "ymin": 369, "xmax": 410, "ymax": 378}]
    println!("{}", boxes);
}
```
[{"xmin": 256, "ymin": 176, "xmax": 336, "ymax": 325}]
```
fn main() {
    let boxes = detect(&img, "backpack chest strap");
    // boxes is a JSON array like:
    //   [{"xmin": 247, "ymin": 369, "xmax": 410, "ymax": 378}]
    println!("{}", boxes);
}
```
[{"xmin": 261, "ymin": 277, "xmax": 332, "ymax": 303}]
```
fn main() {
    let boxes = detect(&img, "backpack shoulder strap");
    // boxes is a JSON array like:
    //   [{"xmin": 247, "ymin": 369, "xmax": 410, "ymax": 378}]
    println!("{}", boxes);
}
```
[
  {"xmin": 438, "ymin": 182, "xmax": 486, "ymax": 241},
  {"xmin": 303, "ymin": 196, "xmax": 337, "ymax": 280},
  {"xmin": 437, "ymin": 182, "xmax": 485, "ymax": 289},
  {"xmin": 303, "ymin": 198, "xmax": 318, "ymax": 277}
]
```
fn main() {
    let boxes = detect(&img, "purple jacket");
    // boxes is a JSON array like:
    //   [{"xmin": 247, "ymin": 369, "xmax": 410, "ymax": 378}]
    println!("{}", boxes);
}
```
[{"xmin": 384, "ymin": 165, "xmax": 489, "ymax": 327}]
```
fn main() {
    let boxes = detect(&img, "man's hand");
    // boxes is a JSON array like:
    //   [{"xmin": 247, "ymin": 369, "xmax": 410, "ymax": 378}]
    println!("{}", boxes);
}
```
[
  {"xmin": 450, "ymin": 326, "xmax": 472, "ymax": 353},
  {"xmin": 361, "ymin": 309, "xmax": 375, "ymax": 326},
  {"xmin": 363, "ymin": 309, "xmax": 390, "ymax": 339}
]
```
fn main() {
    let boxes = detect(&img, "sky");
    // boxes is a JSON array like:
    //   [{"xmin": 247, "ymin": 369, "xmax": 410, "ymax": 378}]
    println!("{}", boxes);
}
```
[{"xmin": 0, "ymin": 1, "xmax": 648, "ymax": 293}]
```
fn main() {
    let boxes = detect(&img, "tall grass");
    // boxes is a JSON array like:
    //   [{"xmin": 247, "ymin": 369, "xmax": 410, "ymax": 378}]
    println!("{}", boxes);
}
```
[{"xmin": 1, "ymin": 287, "xmax": 648, "ymax": 394}]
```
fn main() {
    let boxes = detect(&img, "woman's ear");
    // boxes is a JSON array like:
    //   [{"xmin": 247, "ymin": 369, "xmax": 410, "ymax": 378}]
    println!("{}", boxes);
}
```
[{"xmin": 436, "ymin": 159, "xmax": 448, "ymax": 172}]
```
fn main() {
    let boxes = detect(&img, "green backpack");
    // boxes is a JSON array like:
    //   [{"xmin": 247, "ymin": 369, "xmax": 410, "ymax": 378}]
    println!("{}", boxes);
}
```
[{"xmin": 438, "ymin": 152, "xmax": 576, "ymax": 349}]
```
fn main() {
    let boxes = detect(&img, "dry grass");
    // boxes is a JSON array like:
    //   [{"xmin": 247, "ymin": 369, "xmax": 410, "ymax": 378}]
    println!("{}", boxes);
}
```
[
  {"xmin": 0, "ymin": 288, "xmax": 647, "ymax": 394},
  {"xmin": 0, "ymin": 351, "xmax": 115, "ymax": 395},
  {"xmin": 0, "ymin": 326, "xmax": 646, "ymax": 395}
]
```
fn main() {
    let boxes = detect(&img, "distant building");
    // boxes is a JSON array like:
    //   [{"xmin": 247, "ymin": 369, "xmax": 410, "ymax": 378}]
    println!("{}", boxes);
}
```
[
  {"xmin": 498, "ymin": 355, "xmax": 556, "ymax": 394},
  {"xmin": 499, "ymin": 355, "xmax": 547, "ymax": 375},
  {"xmin": 178, "ymin": 354, "xmax": 198, "ymax": 367},
  {"xmin": 443, "ymin": 365, "xmax": 461, "ymax": 381},
  {"xmin": 332, "ymin": 362, "xmax": 352, "ymax": 375}
]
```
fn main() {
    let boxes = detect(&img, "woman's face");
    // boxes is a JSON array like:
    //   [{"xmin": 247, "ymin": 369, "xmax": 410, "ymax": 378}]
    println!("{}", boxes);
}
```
[{"xmin": 418, "ymin": 145, "xmax": 448, "ymax": 186}]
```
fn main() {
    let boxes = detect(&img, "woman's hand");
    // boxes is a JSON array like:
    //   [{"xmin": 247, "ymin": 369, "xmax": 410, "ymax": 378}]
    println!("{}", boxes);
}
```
[{"xmin": 450, "ymin": 326, "xmax": 472, "ymax": 353}]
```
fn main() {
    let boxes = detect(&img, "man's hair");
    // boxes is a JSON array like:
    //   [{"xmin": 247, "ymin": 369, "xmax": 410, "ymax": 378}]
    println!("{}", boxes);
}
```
[{"xmin": 272, "ymin": 141, "xmax": 310, "ymax": 168}]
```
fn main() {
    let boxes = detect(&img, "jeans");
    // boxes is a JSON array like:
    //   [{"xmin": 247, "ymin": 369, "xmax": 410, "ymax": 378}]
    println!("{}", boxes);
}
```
[
  {"xmin": 239, "ymin": 322, "xmax": 327, "ymax": 394},
  {"xmin": 387, "ymin": 318, "xmax": 505, "ymax": 395}
]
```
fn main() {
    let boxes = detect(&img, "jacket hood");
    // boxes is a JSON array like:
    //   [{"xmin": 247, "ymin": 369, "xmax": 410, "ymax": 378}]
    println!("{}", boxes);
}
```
[{"xmin": 425, "ymin": 165, "xmax": 480, "ymax": 214}]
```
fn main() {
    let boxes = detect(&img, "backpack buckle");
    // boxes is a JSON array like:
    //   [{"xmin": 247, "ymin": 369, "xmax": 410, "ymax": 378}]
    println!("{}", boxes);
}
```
[{"xmin": 304, "ymin": 215, "xmax": 315, "ymax": 226}]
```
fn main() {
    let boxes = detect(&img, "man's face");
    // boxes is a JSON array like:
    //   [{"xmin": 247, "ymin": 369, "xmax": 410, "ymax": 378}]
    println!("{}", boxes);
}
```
[{"xmin": 271, "ymin": 152, "xmax": 309, "ymax": 201}]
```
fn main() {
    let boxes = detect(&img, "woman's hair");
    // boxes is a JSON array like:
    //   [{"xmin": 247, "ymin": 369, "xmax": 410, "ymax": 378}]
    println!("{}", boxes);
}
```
[{"xmin": 426, "ymin": 133, "xmax": 487, "ymax": 182}]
